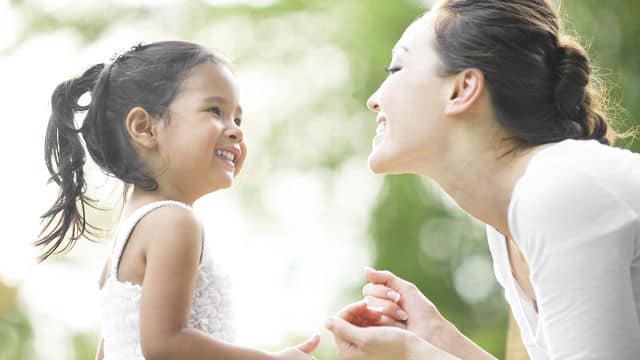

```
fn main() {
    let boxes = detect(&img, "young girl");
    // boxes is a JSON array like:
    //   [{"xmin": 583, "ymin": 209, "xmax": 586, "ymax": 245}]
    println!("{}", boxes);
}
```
[{"xmin": 36, "ymin": 41, "xmax": 319, "ymax": 360}]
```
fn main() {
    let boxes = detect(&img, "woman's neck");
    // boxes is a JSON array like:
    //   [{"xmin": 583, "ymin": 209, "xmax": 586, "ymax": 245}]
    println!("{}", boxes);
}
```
[{"xmin": 421, "ymin": 130, "xmax": 550, "ymax": 237}]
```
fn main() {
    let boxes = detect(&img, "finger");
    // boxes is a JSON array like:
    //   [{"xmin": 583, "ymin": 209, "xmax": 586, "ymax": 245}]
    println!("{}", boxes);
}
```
[
  {"xmin": 325, "ymin": 316, "xmax": 366, "ymax": 346},
  {"xmin": 362, "ymin": 283, "xmax": 401, "ymax": 303},
  {"xmin": 375, "ymin": 314, "xmax": 408, "ymax": 329},
  {"xmin": 365, "ymin": 296, "xmax": 409, "ymax": 321},
  {"xmin": 296, "ymin": 334, "xmax": 320, "ymax": 354},
  {"xmin": 337, "ymin": 300, "xmax": 382, "ymax": 326},
  {"xmin": 365, "ymin": 267, "xmax": 414, "ymax": 294}
]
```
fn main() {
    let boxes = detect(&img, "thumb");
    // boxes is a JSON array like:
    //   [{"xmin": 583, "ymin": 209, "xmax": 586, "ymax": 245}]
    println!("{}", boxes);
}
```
[
  {"xmin": 325, "ymin": 316, "xmax": 365, "ymax": 346},
  {"xmin": 296, "ymin": 334, "xmax": 320, "ymax": 354}
]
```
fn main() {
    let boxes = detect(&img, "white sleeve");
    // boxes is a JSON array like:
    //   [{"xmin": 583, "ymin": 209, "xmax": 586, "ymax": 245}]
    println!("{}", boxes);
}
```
[{"xmin": 510, "ymin": 168, "xmax": 640, "ymax": 359}]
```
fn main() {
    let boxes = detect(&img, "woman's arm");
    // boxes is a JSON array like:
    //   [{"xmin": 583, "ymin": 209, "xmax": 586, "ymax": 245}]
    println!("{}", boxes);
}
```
[
  {"xmin": 133, "ymin": 205, "xmax": 317, "ymax": 360},
  {"xmin": 95, "ymin": 337, "xmax": 104, "ymax": 360},
  {"xmin": 510, "ymin": 169, "xmax": 640, "ymax": 359}
]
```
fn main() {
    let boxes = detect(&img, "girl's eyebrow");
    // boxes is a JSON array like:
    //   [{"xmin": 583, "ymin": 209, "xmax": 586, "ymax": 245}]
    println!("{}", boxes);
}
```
[
  {"xmin": 202, "ymin": 95, "xmax": 227, "ymax": 104},
  {"xmin": 202, "ymin": 95, "xmax": 242, "ymax": 114}
]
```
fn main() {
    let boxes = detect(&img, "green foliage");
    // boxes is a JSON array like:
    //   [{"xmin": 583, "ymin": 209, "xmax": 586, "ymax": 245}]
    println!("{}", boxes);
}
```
[
  {"xmin": 0, "ymin": 305, "xmax": 34, "ymax": 360},
  {"xmin": 369, "ymin": 175, "xmax": 509, "ymax": 357},
  {"xmin": 72, "ymin": 332, "xmax": 101, "ymax": 360}
]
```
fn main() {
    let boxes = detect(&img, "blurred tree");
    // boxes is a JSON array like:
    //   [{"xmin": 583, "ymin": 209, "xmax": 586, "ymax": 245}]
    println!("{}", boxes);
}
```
[{"xmin": 0, "ymin": 279, "xmax": 34, "ymax": 360}]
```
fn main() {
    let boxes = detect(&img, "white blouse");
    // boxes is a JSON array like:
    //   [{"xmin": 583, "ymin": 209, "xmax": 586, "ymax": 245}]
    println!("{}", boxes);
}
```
[
  {"xmin": 98, "ymin": 200, "xmax": 234, "ymax": 359},
  {"xmin": 487, "ymin": 139, "xmax": 640, "ymax": 359}
]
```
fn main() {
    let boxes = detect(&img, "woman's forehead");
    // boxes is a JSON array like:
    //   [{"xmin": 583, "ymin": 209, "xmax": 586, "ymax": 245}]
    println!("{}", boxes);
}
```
[{"xmin": 395, "ymin": 13, "xmax": 435, "ymax": 56}]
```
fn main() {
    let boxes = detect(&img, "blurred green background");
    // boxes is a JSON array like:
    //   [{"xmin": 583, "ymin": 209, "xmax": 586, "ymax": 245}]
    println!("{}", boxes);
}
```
[{"xmin": 1, "ymin": 0, "xmax": 638, "ymax": 359}]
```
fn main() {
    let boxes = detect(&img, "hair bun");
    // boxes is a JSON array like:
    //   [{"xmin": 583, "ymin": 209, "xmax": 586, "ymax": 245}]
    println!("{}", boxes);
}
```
[{"xmin": 554, "ymin": 44, "xmax": 590, "ymax": 117}]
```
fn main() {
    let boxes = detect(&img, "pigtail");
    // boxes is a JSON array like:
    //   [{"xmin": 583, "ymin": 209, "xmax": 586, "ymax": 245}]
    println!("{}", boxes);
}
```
[{"xmin": 35, "ymin": 64, "xmax": 106, "ymax": 261}]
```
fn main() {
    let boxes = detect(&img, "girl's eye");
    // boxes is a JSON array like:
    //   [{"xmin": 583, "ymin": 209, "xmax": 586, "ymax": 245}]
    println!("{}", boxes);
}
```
[
  {"xmin": 208, "ymin": 107, "xmax": 221, "ymax": 115},
  {"xmin": 234, "ymin": 118, "xmax": 242, "ymax": 126},
  {"xmin": 384, "ymin": 66, "xmax": 401, "ymax": 75}
]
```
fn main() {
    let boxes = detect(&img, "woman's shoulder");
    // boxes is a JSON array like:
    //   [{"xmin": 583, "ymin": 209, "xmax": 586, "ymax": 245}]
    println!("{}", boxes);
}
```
[
  {"xmin": 514, "ymin": 139, "xmax": 640, "ymax": 209},
  {"xmin": 509, "ymin": 141, "xmax": 640, "ymax": 242},
  {"xmin": 525, "ymin": 139, "xmax": 640, "ymax": 183}
]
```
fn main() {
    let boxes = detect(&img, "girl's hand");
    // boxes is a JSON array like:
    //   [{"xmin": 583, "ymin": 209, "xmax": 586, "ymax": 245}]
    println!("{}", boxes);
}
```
[
  {"xmin": 325, "ymin": 316, "xmax": 460, "ymax": 360},
  {"xmin": 271, "ymin": 334, "xmax": 320, "ymax": 360}
]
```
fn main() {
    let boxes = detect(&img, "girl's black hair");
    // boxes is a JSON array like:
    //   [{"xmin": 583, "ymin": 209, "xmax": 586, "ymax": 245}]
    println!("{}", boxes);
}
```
[{"xmin": 36, "ymin": 41, "xmax": 224, "ymax": 261}]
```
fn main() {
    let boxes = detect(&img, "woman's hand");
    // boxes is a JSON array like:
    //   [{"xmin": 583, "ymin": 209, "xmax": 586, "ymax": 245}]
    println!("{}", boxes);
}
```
[
  {"xmin": 325, "ymin": 316, "xmax": 460, "ymax": 360},
  {"xmin": 355, "ymin": 268, "xmax": 497, "ymax": 360},
  {"xmin": 270, "ymin": 334, "xmax": 320, "ymax": 360},
  {"xmin": 355, "ymin": 268, "xmax": 449, "ymax": 344}
]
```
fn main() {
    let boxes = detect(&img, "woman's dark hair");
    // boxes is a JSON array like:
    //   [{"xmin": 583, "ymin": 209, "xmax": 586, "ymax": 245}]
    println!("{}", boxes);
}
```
[
  {"xmin": 36, "ymin": 41, "xmax": 225, "ymax": 261},
  {"xmin": 432, "ymin": 0, "xmax": 616, "ymax": 147}
]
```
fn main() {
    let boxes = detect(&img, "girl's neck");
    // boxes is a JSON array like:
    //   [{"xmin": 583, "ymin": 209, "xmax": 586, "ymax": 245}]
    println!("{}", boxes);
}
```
[{"xmin": 126, "ymin": 185, "xmax": 195, "ymax": 211}]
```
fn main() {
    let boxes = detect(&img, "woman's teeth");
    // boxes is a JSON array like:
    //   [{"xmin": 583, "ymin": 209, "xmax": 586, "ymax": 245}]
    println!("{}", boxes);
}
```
[
  {"xmin": 215, "ymin": 150, "xmax": 236, "ymax": 163},
  {"xmin": 376, "ymin": 122, "xmax": 386, "ymax": 135}
]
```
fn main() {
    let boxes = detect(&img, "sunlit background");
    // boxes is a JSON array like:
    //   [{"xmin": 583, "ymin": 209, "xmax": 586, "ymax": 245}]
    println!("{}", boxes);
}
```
[{"xmin": 1, "ymin": 0, "xmax": 639, "ymax": 359}]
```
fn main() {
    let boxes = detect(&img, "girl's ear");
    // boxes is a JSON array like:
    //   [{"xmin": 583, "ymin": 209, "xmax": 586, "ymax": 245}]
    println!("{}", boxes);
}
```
[
  {"xmin": 126, "ymin": 107, "xmax": 158, "ymax": 149},
  {"xmin": 444, "ymin": 68, "xmax": 485, "ymax": 116}
]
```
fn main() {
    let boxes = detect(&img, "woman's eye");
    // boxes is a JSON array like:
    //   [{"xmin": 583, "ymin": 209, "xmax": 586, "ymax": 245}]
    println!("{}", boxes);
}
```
[
  {"xmin": 234, "ymin": 118, "xmax": 242, "ymax": 126},
  {"xmin": 384, "ymin": 66, "xmax": 401, "ymax": 75},
  {"xmin": 208, "ymin": 107, "xmax": 221, "ymax": 115}
]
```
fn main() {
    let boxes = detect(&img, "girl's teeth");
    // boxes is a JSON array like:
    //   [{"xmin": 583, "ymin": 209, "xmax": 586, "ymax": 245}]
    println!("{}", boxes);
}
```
[
  {"xmin": 216, "ymin": 150, "xmax": 235, "ymax": 163},
  {"xmin": 376, "ymin": 122, "xmax": 386, "ymax": 135}
]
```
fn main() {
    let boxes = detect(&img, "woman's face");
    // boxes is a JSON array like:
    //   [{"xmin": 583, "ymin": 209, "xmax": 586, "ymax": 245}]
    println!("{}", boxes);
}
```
[{"xmin": 367, "ymin": 12, "xmax": 452, "ymax": 174}]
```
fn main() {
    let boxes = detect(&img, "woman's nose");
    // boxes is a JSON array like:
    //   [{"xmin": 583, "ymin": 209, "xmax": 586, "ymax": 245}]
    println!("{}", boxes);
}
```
[{"xmin": 367, "ymin": 91, "xmax": 380, "ymax": 112}]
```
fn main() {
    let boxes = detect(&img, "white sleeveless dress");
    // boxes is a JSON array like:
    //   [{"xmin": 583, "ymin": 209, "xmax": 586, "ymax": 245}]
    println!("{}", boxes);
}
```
[{"xmin": 98, "ymin": 200, "xmax": 235, "ymax": 359}]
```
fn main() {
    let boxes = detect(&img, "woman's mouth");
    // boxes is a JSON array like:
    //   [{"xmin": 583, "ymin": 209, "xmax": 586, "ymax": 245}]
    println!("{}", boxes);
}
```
[{"xmin": 375, "ymin": 115, "xmax": 387, "ymax": 136}]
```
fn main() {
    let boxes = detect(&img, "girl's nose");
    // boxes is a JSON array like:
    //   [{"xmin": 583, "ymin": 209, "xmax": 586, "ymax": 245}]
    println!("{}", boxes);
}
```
[{"xmin": 225, "ymin": 124, "xmax": 243, "ymax": 143}]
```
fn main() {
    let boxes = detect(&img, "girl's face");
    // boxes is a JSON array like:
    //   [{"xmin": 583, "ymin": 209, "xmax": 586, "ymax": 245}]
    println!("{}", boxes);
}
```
[
  {"xmin": 367, "ymin": 12, "xmax": 452, "ymax": 174},
  {"xmin": 156, "ymin": 62, "xmax": 246, "ymax": 198}
]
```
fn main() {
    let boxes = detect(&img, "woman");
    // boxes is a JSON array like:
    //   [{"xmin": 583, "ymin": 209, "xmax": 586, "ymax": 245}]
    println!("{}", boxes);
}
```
[{"xmin": 325, "ymin": 0, "xmax": 640, "ymax": 359}]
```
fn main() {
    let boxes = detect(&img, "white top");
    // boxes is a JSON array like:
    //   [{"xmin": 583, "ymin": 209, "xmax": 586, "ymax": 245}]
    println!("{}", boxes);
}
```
[
  {"xmin": 98, "ymin": 200, "xmax": 234, "ymax": 359},
  {"xmin": 487, "ymin": 139, "xmax": 640, "ymax": 359}
]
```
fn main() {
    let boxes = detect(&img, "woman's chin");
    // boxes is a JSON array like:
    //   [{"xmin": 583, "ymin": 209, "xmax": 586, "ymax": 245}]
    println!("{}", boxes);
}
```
[
  {"xmin": 368, "ymin": 150, "xmax": 394, "ymax": 174},
  {"xmin": 368, "ymin": 149, "xmax": 419, "ymax": 175}
]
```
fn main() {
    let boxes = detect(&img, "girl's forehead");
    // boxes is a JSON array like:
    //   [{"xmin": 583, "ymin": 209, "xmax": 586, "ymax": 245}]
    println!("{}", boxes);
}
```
[{"xmin": 179, "ymin": 62, "xmax": 239, "ymax": 100}]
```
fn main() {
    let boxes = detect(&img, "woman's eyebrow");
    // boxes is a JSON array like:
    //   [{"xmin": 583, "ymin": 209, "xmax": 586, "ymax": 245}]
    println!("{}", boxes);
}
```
[{"xmin": 392, "ymin": 45, "xmax": 409, "ymax": 55}]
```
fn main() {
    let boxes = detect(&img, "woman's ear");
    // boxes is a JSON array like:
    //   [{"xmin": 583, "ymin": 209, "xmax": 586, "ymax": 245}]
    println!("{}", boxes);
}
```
[
  {"xmin": 445, "ymin": 69, "xmax": 485, "ymax": 116},
  {"xmin": 126, "ymin": 107, "xmax": 157, "ymax": 149}
]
